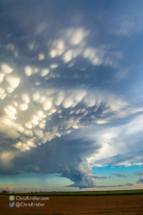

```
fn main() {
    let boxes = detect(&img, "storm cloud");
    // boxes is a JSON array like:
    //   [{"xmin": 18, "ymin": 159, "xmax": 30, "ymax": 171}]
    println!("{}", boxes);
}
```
[{"xmin": 1, "ymin": 0, "xmax": 143, "ymax": 189}]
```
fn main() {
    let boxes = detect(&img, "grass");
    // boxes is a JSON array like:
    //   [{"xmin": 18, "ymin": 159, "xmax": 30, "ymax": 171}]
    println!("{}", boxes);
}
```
[{"xmin": 1, "ymin": 189, "xmax": 143, "ymax": 196}]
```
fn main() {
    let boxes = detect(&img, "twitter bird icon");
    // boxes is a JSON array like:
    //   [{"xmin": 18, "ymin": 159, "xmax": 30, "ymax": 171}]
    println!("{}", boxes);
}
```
[{"xmin": 9, "ymin": 202, "xmax": 15, "ymax": 208}]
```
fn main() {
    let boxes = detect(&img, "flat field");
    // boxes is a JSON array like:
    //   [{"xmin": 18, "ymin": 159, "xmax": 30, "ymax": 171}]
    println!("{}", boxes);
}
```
[
  {"xmin": 1, "ymin": 192, "xmax": 143, "ymax": 215},
  {"xmin": 1, "ymin": 189, "xmax": 143, "ymax": 196}
]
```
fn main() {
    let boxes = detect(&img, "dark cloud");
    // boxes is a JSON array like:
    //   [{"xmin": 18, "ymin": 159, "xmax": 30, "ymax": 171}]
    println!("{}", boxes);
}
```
[
  {"xmin": 136, "ymin": 178, "xmax": 143, "ymax": 184},
  {"xmin": 95, "ymin": 183, "xmax": 133, "ymax": 188},
  {"xmin": 92, "ymin": 175, "xmax": 107, "ymax": 180},
  {"xmin": 118, "ymin": 183, "xmax": 133, "ymax": 187},
  {"xmin": 113, "ymin": 174, "xmax": 127, "ymax": 178},
  {"xmin": 134, "ymin": 172, "xmax": 143, "ymax": 176},
  {"xmin": 1, "ymin": 135, "xmax": 100, "ymax": 188}
]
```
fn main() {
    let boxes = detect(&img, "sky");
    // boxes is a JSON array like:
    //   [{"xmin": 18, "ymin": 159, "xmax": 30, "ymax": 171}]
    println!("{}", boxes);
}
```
[{"xmin": 0, "ymin": 0, "xmax": 143, "ymax": 192}]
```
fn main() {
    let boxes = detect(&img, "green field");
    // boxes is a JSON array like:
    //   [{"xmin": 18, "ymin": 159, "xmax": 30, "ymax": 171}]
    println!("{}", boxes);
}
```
[{"xmin": 1, "ymin": 190, "xmax": 143, "ymax": 196}]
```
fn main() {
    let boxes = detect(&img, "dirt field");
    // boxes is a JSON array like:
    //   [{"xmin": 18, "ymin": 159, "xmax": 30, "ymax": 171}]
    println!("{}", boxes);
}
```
[{"xmin": 1, "ymin": 195, "xmax": 143, "ymax": 215}]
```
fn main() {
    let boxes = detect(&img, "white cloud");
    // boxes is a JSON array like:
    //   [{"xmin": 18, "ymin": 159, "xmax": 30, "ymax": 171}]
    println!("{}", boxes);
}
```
[
  {"xmin": 62, "ymin": 50, "xmax": 73, "ymax": 62},
  {"xmin": 21, "ymin": 94, "xmax": 30, "ymax": 104},
  {"xmin": 38, "ymin": 53, "xmax": 45, "ymax": 60},
  {"xmin": 42, "ymin": 100, "xmax": 52, "ymax": 110},
  {"xmin": 1, "ymin": 64, "xmax": 13, "ymax": 74},
  {"xmin": 19, "ymin": 103, "xmax": 28, "ymax": 111},
  {"xmin": 24, "ymin": 66, "xmax": 33, "ymax": 76},
  {"xmin": 6, "ymin": 75, "xmax": 20, "ymax": 88},
  {"xmin": 41, "ymin": 69, "xmax": 49, "ymax": 77},
  {"xmin": 0, "ymin": 73, "xmax": 5, "ymax": 83}
]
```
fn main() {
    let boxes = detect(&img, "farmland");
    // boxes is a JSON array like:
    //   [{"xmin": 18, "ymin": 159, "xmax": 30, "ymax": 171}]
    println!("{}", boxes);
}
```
[
  {"xmin": 1, "ymin": 190, "xmax": 143, "ymax": 215},
  {"xmin": 1, "ymin": 189, "xmax": 143, "ymax": 196}
]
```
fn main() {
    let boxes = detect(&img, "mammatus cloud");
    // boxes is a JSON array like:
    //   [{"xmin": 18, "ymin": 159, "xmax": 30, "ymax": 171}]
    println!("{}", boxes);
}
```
[
  {"xmin": 136, "ymin": 178, "xmax": 143, "ymax": 184},
  {"xmin": 0, "ymin": 0, "xmax": 143, "ymax": 189},
  {"xmin": 113, "ymin": 174, "xmax": 127, "ymax": 178}
]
